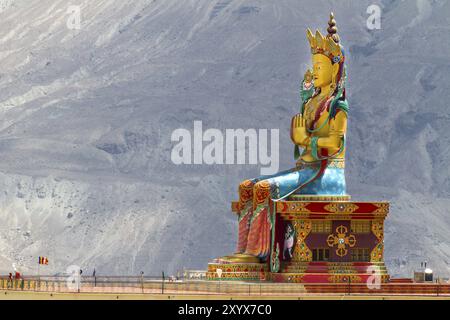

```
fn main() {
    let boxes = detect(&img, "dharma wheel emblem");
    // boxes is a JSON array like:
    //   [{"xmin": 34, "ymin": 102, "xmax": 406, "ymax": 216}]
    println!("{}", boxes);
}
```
[{"xmin": 327, "ymin": 225, "xmax": 356, "ymax": 257}]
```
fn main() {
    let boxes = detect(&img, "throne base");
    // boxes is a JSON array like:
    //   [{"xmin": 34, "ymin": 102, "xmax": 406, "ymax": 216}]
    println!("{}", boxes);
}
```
[
  {"xmin": 206, "ymin": 262, "xmax": 269, "ymax": 281},
  {"xmin": 207, "ymin": 197, "xmax": 390, "ymax": 283}
]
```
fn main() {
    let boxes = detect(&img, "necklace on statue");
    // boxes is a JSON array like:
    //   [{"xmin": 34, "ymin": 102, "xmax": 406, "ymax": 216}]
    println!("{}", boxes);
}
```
[{"xmin": 306, "ymin": 95, "xmax": 326, "ymax": 126}]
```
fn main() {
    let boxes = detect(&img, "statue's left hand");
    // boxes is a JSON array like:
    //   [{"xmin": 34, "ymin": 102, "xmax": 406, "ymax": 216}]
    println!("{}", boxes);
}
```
[{"xmin": 291, "ymin": 114, "xmax": 310, "ymax": 146}]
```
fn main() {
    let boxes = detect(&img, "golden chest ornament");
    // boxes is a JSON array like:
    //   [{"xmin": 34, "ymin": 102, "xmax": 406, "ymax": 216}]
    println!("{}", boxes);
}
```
[{"xmin": 304, "ymin": 95, "xmax": 329, "ymax": 131}]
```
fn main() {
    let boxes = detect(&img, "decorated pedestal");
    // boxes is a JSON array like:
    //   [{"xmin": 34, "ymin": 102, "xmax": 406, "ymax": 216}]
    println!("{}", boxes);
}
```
[{"xmin": 207, "ymin": 196, "xmax": 390, "ymax": 283}]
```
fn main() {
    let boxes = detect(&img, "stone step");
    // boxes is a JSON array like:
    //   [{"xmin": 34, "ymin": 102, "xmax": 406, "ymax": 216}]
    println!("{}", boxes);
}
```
[
  {"xmin": 281, "ymin": 265, "xmax": 388, "ymax": 273},
  {"xmin": 281, "ymin": 262, "xmax": 388, "ymax": 273}
]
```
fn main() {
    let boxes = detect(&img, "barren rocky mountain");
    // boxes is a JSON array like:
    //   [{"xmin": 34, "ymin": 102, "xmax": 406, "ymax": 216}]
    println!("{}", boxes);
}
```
[{"xmin": 0, "ymin": 0, "xmax": 448, "ymax": 278}]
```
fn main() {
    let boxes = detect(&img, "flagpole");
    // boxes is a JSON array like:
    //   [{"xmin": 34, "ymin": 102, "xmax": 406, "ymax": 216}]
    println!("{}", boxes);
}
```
[{"xmin": 37, "ymin": 260, "xmax": 40, "ymax": 292}]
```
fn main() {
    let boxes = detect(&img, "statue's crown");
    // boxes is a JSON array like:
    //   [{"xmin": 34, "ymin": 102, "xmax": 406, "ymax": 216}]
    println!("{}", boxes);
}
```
[{"xmin": 307, "ymin": 12, "xmax": 343, "ymax": 64}]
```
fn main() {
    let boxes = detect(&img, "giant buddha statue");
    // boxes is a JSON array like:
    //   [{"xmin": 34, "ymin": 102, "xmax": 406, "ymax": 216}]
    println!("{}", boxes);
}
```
[
  {"xmin": 219, "ymin": 13, "xmax": 349, "ymax": 264},
  {"xmin": 208, "ymin": 13, "xmax": 390, "ymax": 284}
]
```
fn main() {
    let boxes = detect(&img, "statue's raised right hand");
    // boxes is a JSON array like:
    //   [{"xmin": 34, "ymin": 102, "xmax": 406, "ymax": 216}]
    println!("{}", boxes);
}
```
[{"xmin": 291, "ymin": 114, "xmax": 310, "ymax": 147}]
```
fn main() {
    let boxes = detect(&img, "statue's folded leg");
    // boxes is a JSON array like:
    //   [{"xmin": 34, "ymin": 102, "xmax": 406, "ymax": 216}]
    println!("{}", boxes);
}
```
[
  {"xmin": 236, "ymin": 179, "xmax": 256, "ymax": 253},
  {"xmin": 244, "ymin": 168, "xmax": 316, "ymax": 259},
  {"xmin": 245, "ymin": 180, "xmax": 272, "ymax": 258},
  {"xmin": 235, "ymin": 169, "xmax": 294, "ymax": 254}
]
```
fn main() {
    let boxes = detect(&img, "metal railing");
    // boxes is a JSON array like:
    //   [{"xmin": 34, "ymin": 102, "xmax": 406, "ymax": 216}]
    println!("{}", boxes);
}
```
[{"xmin": 1, "ymin": 275, "xmax": 449, "ymax": 297}]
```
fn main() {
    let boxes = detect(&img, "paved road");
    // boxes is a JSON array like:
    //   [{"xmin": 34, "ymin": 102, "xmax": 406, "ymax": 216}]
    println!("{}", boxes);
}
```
[{"xmin": 1, "ymin": 290, "xmax": 449, "ymax": 300}]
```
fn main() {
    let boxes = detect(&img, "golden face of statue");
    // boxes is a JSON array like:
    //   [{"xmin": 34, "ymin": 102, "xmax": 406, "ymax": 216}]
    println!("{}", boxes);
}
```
[{"xmin": 312, "ymin": 53, "xmax": 340, "ymax": 91}]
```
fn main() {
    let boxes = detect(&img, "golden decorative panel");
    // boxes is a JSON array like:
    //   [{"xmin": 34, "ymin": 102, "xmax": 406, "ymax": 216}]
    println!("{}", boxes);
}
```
[
  {"xmin": 288, "ymin": 194, "xmax": 351, "ymax": 202},
  {"xmin": 292, "ymin": 220, "xmax": 312, "ymax": 262},
  {"xmin": 371, "ymin": 219, "xmax": 384, "ymax": 241},
  {"xmin": 373, "ymin": 203, "xmax": 389, "ymax": 214},
  {"xmin": 370, "ymin": 242, "xmax": 384, "ymax": 262},
  {"xmin": 324, "ymin": 202, "xmax": 359, "ymax": 214},
  {"xmin": 328, "ymin": 274, "xmax": 362, "ymax": 283},
  {"xmin": 351, "ymin": 220, "xmax": 371, "ymax": 233},
  {"xmin": 311, "ymin": 220, "xmax": 332, "ymax": 233},
  {"xmin": 326, "ymin": 225, "xmax": 356, "ymax": 257},
  {"xmin": 287, "ymin": 202, "xmax": 310, "ymax": 212},
  {"xmin": 208, "ymin": 263, "xmax": 268, "ymax": 273}
]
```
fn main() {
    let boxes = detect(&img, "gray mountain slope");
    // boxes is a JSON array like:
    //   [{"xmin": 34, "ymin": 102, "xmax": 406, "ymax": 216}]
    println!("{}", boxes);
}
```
[{"xmin": 0, "ymin": 0, "xmax": 448, "ymax": 277}]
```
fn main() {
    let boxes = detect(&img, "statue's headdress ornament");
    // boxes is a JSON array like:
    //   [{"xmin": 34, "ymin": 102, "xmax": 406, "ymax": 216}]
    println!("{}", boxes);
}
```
[{"xmin": 307, "ymin": 12, "xmax": 343, "ymax": 64}]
